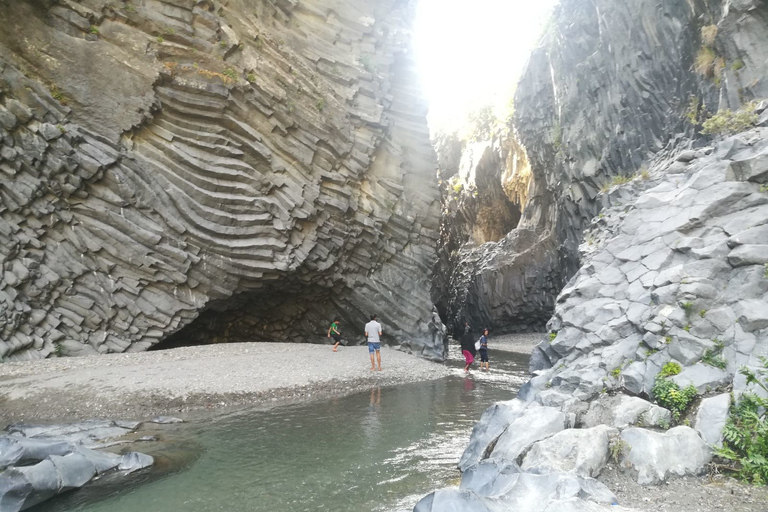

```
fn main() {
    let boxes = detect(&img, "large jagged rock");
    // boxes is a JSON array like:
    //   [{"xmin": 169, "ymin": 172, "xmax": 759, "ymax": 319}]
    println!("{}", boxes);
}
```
[
  {"xmin": 0, "ymin": 0, "xmax": 445, "ymax": 360},
  {"xmin": 434, "ymin": 0, "xmax": 768, "ymax": 335}
]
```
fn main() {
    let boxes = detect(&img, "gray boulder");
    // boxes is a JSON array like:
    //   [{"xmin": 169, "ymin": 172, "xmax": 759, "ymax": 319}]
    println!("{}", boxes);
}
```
[
  {"xmin": 13, "ymin": 460, "xmax": 58, "ymax": 509},
  {"xmin": 521, "ymin": 425, "xmax": 616, "ymax": 478},
  {"xmin": 581, "ymin": 394, "xmax": 671, "ymax": 429},
  {"xmin": 413, "ymin": 488, "xmax": 495, "ymax": 512},
  {"xmin": 489, "ymin": 407, "xmax": 568, "ymax": 461},
  {"xmin": 459, "ymin": 399, "xmax": 532, "ymax": 472},
  {"xmin": 0, "ymin": 469, "xmax": 32, "ymax": 512},
  {"xmin": 118, "ymin": 452, "xmax": 154, "ymax": 474},
  {"xmin": 694, "ymin": 393, "xmax": 731, "ymax": 447},
  {"xmin": 50, "ymin": 453, "xmax": 96, "ymax": 490},
  {"xmin": 620, "ymin": 426, "xmax": 712, "ymax": 484},
  {"xmin": 670, "ymin": 364, "xmax": 730, "ymax": 393}
]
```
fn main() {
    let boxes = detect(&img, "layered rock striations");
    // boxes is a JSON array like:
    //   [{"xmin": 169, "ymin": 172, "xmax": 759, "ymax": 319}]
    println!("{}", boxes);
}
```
[
  {"xmin": 436, "ymin": 0, "xmax": 768, "ymax": 336},
  {"xmin": 0, "ymin": 0, "xmax": 445, "ymax": 360}
]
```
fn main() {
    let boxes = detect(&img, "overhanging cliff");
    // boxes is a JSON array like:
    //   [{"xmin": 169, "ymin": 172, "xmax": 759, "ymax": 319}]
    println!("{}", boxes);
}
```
[
  {"xmin": 436, "ymin": 0, "xmax": 768, "ymax": 336},
  {"xmin": 0, "ymin": 0, "xmax": 446, "ymax": 360}
]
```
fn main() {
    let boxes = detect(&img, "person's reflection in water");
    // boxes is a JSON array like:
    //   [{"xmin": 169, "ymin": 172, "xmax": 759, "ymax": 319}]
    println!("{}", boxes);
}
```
[
  {"xmin": 362, "ymin": 386, "xmax": 382, "ymax": 447},
  {"xmin": 463, "ymin": 377, "xmax": 475, "ymax": 392}
]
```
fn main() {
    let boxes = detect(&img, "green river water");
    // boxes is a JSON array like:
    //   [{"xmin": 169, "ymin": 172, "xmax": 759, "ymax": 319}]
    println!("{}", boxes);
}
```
[{"xmin": 34, "ymin": 347, "xmax": 529, "ymax": 512}]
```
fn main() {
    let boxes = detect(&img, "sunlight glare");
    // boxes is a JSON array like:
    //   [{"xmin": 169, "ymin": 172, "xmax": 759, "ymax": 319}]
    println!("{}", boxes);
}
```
[{"xmin": 413, "ymin": 0, "xmax": 559, "ymax": 133}]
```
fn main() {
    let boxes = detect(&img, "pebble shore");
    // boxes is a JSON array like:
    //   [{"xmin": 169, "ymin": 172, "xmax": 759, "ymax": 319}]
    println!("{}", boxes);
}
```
[{"xmin": 0, "ymin": 342, "xmax": 452, "ymax": 424}]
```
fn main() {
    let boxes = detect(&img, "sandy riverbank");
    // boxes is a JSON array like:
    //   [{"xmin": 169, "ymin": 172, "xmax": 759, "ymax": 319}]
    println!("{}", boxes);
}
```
[{"xmin": 0, "ymin": 343, "xmax": 453, "ymax": 425}]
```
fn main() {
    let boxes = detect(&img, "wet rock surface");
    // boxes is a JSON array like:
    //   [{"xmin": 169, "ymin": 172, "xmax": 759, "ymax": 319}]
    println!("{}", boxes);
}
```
[
  {"xmin": 0, "ymin": 421, "xmax": 154, "ymax": 512},
  {"xmin": 0, "ymin": 0, "xmax": 445, "ymax": 361}
]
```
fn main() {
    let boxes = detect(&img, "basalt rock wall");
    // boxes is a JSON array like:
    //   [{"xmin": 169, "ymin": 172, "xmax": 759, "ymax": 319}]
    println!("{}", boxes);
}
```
[
  {"xmin": 437, "ymin": 0, "xmax": 768, "ymax": 337},
  {"xmin": 0, "ymin": 0, "xmax": 446, "ymax": 361}
]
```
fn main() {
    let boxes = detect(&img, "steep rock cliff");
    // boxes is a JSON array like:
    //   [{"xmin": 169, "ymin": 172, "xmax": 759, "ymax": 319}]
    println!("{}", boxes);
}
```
[
  {"xmin": 437, "ymin": 0, "xmax": 768, "ymax": 336},
  {"xmin": 0, "ymin": 0, "xmax": 445, "ymax": 360}
]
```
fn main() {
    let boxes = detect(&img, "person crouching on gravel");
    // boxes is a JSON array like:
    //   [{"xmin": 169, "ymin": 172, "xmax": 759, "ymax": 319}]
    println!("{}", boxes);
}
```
[
  {"xmin": 478, "ymin": 328, "xmax": 490, "ymax": 370},
  {"xmin": 460, "ymin": 325, "xmax": 476, "ymax": 372},
  {"xmin": 365, "ymin": 314, "xmax": 383, "ymax": 371},
  {"xmin": 328, "ymin": 318, "xmax": 342, "ymax": 351}
]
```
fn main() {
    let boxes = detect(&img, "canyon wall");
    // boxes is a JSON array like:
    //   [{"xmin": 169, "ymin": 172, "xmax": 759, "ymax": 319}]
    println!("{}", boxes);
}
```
[
  {"xmin": 437, "ymin": 0, "xmax": 768, "ymax": 336},
  {"xmin": 0, "ymin": 0, "xmax": 446, "ymax": 360}
]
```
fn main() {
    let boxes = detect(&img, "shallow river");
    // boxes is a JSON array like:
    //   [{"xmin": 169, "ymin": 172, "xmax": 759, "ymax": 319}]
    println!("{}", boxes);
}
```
[{"xmin": 37, "ymin": 346, "xmax": 529, "ymax": 512}]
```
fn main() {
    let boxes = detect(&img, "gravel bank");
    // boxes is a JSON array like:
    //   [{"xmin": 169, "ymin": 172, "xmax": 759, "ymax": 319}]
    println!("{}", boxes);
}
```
[{"xmin": 0, "ymin": 343, "xmax": 452, "ymax": 424}]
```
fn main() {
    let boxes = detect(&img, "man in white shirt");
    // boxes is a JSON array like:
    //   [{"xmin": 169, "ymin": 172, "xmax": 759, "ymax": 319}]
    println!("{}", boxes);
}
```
[{"xmin": 364, "ymin": 314, "xmax": 383, "ymax": 371}]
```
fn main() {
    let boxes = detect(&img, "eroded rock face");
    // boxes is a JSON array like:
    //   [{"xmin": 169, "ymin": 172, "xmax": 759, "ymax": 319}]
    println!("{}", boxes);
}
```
[
  {"xmin": 435, "ymin": 0, "xmax": 768, "ymax": 335},
  {"xmin": 0, "ymin": 0, "xmax": 445, "ymax": 360}
]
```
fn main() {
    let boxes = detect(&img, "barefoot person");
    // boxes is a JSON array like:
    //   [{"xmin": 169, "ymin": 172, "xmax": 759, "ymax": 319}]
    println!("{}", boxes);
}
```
[
  {"xmin": 328, "ymin": 318, "xmax": 342, "ymax": 351},
  {"xmin": 365, "ymin": 314, "xmax": 383, "ymax": 371},
  {"xmin": 478, "ymin": 328, "xmax": 490, "ymax": 370}
]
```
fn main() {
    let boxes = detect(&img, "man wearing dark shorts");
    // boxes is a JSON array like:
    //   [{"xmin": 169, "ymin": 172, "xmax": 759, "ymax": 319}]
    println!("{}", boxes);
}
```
[
  {"xmin": 328, "ymin": 318, "xmax": 342, "ymax": 351},
  {"xmin": 478, "ymin": 328, "xmax": 490, "ymax": 370}
]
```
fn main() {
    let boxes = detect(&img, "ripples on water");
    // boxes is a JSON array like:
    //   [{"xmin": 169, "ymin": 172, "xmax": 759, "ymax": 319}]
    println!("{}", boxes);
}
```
[{"xmin": 36, "ymin": 345, "xmax": 529, "ymax": 512}]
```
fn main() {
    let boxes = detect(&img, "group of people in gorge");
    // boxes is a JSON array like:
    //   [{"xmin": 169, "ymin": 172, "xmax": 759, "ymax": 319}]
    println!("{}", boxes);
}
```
[
  {"xmin": 327, "ymin": 315, "xmax": 383, "ymax": 371},
  {"xmin": 327, "ymin": 316, "xmax": 490, "ymax": 373}
]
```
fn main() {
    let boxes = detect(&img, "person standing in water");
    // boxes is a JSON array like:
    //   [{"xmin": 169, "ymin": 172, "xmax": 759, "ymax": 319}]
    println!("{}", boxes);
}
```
[
  {"xmin": 478, "ymin": 328, "xmax": 490, "ymax": 370},
  {"xmin": 460, "ymin": 323, "xmax": 476, "ymax": 372},
  {"xmin": 328, "ymin": 318, "xmax": 342, "ymax": 351},
  {"xmin": 365, "ymin": 314, "xmax": 383, "ymax": 371}
]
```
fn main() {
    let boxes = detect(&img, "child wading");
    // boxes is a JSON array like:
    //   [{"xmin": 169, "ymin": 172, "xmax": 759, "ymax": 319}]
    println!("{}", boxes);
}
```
[
  {"xmin": 328, "ymin": 318, "xmax": 342, "ymax": 351},
  {"xmin": 460, "ymin": 323, "xmax": 476, "ymax": 372},
  {"xmin": 478, "ymin": 328, "xmax": 490, "ymax": 370}
]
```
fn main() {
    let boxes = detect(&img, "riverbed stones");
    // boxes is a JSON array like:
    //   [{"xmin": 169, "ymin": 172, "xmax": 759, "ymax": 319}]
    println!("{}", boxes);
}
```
[{"xmin": 620, "ymin": 427, "xmax": 712, "ymax": 485}]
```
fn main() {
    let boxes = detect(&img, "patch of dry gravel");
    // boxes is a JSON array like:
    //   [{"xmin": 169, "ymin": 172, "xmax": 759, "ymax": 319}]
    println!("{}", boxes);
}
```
[{"xmin": 0, "ymin": 343, "xmax": 451, "ymax": 425}]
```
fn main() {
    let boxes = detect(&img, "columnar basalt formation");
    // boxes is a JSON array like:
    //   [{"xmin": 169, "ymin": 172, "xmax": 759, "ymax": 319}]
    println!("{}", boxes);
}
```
[
  {"xmin": 436, "ymin": 0, "xmax": 768, "ymax": 336},
  {"xmin": 0, "ymin": 0, "xmax": 445, "ymax": 361}
]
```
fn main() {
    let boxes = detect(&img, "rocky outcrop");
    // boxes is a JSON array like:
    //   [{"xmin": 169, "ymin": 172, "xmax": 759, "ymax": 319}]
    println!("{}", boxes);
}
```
[
  {"xmin": 435, "ymin": 0, "xmax": 768, "ymax": 336},
  {"xmin": 0, "ymin": 421, "xmax": 154, "ymax": 512},
  {"xmin": 0, "ymin": 0, "xmax": 445, "ymax": 360}
]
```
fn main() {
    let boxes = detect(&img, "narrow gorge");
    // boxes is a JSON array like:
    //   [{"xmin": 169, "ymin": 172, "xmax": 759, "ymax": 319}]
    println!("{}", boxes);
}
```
[{"xmin": 2, "ymin": 0, "xmax": 768, "ymax": 511}]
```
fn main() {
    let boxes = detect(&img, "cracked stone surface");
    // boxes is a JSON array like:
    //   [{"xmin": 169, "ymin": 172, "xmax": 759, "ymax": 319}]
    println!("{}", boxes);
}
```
[{"xmin": 0, "ymin": 0, "xmax": 445, "ymax": 360}]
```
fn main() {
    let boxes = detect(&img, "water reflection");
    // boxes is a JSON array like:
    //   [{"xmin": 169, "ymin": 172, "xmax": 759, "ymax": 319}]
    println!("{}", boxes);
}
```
[{"xmin": 39, "ymin": 349, "xmax": 529, "ymax": 512}]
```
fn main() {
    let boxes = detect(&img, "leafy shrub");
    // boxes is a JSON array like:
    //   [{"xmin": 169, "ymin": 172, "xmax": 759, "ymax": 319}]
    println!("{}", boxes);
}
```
[
  {"xmin": 222, "ymin": 68, "xmax": 238, "ymax": 80},
  {"xmin": 652, "ymin": 377, "xmax": 697, "ymax": 422},
  {"xmin": 701, "ymin": 105, "xmax": 759, "ymax": 135},
  {"xmin": 659, "ymin": 361, "xmax": 682, "ymax": 378},
  {"xmin": 715, "ymin": 361, "xmax": 768, "ymax": 485}
]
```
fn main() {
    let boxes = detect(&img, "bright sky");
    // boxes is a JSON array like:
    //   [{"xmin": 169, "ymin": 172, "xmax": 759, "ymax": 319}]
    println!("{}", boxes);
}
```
[{"xmin": 413, "ymin": 0, "xmax": 559, "ymax": 133}]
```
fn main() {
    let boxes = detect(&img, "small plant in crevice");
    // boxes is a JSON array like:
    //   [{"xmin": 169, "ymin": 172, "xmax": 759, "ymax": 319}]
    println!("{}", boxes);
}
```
[
  {"xmin": 609, "ymin": 438, "xmax": 630, "ymax": 462},
  {"xmin": 701, "ymin": 103, "xmax": 759, "ymax": 135},
  {"xmin": 714, "ymin": 360, "xmax": 768, "ymax": 485},
  {"xmin": 658, "ymin": 417, "xmax": 670, "ymax": 430},
  {"xmin": 548, "ymin": 332, "xmax": 557, "ymax": 342},
  {"xmin": 222, "ymin": 68, "xmax": 238, "ymax": 80},
  {"xmin": 156, "ymin": 36, "xmax": 164, "ymax": 43},
  {"xmin": 220, "ymin": 40, "xmax": 228, "ymax": 48},
  {"xmin": 315, "ymin": 98, "xmax": 325, "ymax": 111},
  {"xmin": 246, "ymin": 72, "xmax": 256, "ymax": 83},
  {"xmin": 683, "ymin": 324, "xmax": 691, "ymax": 332},
  {"xmin": 53, "ymin": 342, "xmax": 63, "ymax": 357},
  {"xmin": 659, "ymin": 361, "xmax": 682, "ymax": 378},
  {"xmin": 702, "ymin": 339, "xmax": 727, "ymax": 370},
  {"xmin": 681, "ymin": 301, "xmax": 694, "ymax": 317},
  {"xmin": 125, "ymin": 3, "xmax": 136, "ymax": 12},
  {"xmin": 611, "ymin": 366, "xmax": 622, "ymax": 378},
  {"xmin": 700, "ymin": 309, "xmax": 707, "ymax": 318},
  {"xmin": 763, "ymin": 263, "xmax": 768, "ymax": 278},
  {"xmin": 701, "ymin": 24, "xmax": 718, "ymax": 46},
  {"xmin": 89, "ymin": 26, "xmax": 99, "ymax": 35},
  {"xmin": 664, "ymin": 335, "xmax": 673, "ymax": 345},
  {"xmin": 731, "ymin": 59, "xmax": 745, "ymax": 71},
  {"xmin": 652, "ymin": 376, "xmax": 697, "ymax": 422},
  {"xmin": 640, "ymin": 168, "xmax": 650, "ymax": 181}
]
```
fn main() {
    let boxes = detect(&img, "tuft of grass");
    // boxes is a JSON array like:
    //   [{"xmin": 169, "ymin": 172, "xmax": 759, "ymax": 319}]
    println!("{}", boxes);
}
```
[
  {"xmin": 640, "ymin": 168, "xmax": 650, "ymax": 180},
  {"xmin": 315, "ymin": 98, "xmax": 325, "ymax": 111},
  {"xmin": 701, "ymin": 104, "xmax": 759, "ymax": 135},
  {"xmin": 125, "ymin": 3, "xmax": 136, "ymax": 12},
  {"xmin": 56, "ymin": 124, "xmax": 65, "ymax": 133},
  {"xmin": 681, "ymin": 301, "xmax": 694, "ymax": 316},
  {"xmin": 222, "ymin": 68, "xmax": 238, "ymax": 80},
  {"xmin": 246, "ymin": 72, "xmax": 256, "ymax": 83},
  {"xmin": 665, "ymin": 335, "xmax": 673, "ymax": 344},
  {"xmin": 609, "ymin": 438, "xmax": 630, "ymax": 462},
  {"xmin": 695, "ymin": 46, "xmax": 717, "ymax": 77},
  {"xmin": 731, "ymin": 59, "xmax": 745, "ymax": 71},
  {"xmin": 764, "ymin": 263, "xmax": 768, "ymax": 278},
  {"xmin": 89, "ymin": 26, "xmax": 99, "ymax": 35},
  {"xmin": 53, "ymin": 342, "xmax": 63, "ymax": 357},
  {"xmin": 165, "ymin": 27, "xmax": 175, "ymax": 35},
  {"xmin": 611, "ymin": 366, "xmax": 622, "ymax": 378},
  {"xmin": 701, "ymin": 25, "xmax": 718, "ymax": 46},
  {"xmin": 156, "ymin": 36, "xmax": 164, "ymax": 43}
]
